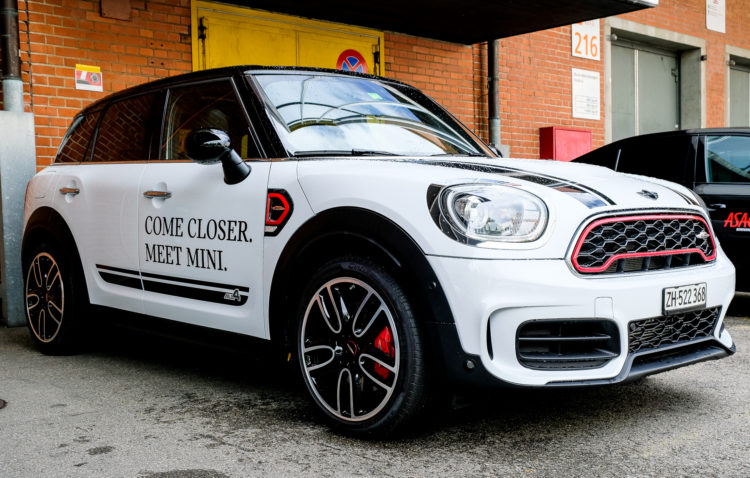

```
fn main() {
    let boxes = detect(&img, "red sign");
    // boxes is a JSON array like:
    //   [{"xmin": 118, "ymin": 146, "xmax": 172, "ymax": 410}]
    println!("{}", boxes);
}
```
[
  {"xmin": 724, "ymin": 212, "xmax": 750, "ymax": 229},
  {"xmin": 336, "ymin": 49, "xmax": 368, "ymax": 73}
]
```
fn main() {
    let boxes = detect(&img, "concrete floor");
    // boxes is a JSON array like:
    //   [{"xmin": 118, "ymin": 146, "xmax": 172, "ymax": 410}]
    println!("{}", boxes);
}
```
[{"xmin": 1, "ymin": 307, "xmax": 749, "ymax": 477}]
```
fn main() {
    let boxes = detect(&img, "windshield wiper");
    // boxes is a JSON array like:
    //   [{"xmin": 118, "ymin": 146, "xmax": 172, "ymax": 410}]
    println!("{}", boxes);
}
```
[
  {"xmin": 292, "ymin": 149, "xmax": 402, "ymax": 157},
  {"xmin": 429, "ymin": 152, "xmax": 486, "ymax": 157}
]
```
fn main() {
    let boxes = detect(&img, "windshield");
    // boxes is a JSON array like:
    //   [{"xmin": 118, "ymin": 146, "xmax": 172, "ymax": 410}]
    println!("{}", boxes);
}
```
[{"xmin": 250, "ymin": 73, "xmax": 488, "ymax": 157}]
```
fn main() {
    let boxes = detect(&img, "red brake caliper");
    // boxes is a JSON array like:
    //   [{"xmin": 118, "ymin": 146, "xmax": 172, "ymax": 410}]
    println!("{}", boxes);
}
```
[{"xmin": 373, "ymin": 326, "xmax": 395, "ymax": 380}]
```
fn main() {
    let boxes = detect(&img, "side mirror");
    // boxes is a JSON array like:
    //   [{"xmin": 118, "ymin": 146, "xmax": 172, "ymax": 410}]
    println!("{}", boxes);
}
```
[{"xmin": 185, "ymin": 128, "xmax": 251, "ymax": 185}]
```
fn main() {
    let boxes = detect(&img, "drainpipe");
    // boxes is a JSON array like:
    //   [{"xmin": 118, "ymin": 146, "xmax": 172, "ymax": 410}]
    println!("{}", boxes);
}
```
[
  {"xmin": 0, "ymin": 0, "xmax": 33, "ymax": 328},
  {"xmin": 1, "ymin": 0, "xmax": 23, "ymax": 112},
  {"xmin": 488, "ymin": 40, "xmax": 500, "ymax": 146},
  {"xmin": 487, "ymin": 39, "xmax": 508, "ymax": 157}
]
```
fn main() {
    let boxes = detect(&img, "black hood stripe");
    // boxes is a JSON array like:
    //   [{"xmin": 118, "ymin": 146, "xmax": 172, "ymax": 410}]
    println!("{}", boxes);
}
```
[{"xmin": 411, "ymin": 159, "xmax": 615, "ymax": 208}]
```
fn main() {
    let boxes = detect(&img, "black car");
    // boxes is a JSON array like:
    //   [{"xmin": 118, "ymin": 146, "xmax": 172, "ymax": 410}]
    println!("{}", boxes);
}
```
[{"xmin": 574, "ymin": 128, "xmax": 750, "ymax": 290}]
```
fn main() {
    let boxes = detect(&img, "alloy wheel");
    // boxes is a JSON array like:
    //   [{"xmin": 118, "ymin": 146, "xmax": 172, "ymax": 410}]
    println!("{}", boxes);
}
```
[
  {"xmin": 300, "ymin": 277, "xmax": 400, "ymax": 422},
  {"xmin": 26, "ymin": 252, "xmax": 65, "ymax": 343}
]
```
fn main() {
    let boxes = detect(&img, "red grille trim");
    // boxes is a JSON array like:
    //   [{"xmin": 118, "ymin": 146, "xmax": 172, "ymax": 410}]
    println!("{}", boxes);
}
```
[{"xmin": 572, "ymin": 214, "xmax": 717, "ymax": 274}]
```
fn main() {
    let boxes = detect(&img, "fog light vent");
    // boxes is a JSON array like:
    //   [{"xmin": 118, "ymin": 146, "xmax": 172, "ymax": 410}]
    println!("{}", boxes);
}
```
[{"xmin": 517, "ymin": 320, "xmax": 620, "ymax": 370}]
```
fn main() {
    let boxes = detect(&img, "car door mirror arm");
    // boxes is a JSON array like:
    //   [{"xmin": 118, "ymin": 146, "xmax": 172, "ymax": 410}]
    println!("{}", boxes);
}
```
[{"xmin": 185, "ymin": 128, "xmax": 251, "ymax": 185}]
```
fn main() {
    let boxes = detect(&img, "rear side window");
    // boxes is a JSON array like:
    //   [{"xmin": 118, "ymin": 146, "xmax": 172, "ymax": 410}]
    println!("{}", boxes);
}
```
[
  {"xmin": 55, "ymin": 112, "xmax": 100, "ymax": 163},
  {"xmin": 616, "ymin": 134, "xmax": 691, "ymax": 183},
  {"xmin": 92, "ymin": 93, "xmax": 158, "ymax": 162},
  {"xmin": 705, "ymin": 135, "xmax": 750, "ymax": 183}
]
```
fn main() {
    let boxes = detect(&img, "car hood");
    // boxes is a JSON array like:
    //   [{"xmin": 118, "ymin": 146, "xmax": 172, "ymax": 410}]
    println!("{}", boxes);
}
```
[{"xmin": 295, "ymin": 156, "xmax": 707, "ymax": 259}]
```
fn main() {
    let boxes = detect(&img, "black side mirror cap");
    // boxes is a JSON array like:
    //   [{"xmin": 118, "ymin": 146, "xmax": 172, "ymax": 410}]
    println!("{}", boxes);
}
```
[{"xmin": 185, "ymin": 128, "xmax": 251, "ymax": 185}]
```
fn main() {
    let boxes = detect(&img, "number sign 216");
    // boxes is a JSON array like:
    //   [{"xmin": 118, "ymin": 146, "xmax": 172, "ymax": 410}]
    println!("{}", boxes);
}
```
[{"xmin": 572, "ymin": 20, "xmax": 600, "ymax": 61}]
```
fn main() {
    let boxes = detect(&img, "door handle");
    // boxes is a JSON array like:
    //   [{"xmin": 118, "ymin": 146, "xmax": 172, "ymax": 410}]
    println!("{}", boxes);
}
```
[
  {"xmin": 143, "ymin": 190, "xmax": 172, "ymax": 199},
  {"xmin": 59, "ymin": 187, "xmax": 80, "ymax": 195}
]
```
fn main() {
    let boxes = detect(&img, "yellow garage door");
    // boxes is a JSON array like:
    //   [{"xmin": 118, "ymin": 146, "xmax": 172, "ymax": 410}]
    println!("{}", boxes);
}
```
[{"xmin": 191, "ymin": 2, "xmax": 384, "ymax": 75}]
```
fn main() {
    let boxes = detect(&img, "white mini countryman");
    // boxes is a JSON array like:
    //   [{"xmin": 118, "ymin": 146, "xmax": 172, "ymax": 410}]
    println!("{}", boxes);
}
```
[{"xmin": 23, "ymin": 67, "xmax": 735, "ymax": 435}]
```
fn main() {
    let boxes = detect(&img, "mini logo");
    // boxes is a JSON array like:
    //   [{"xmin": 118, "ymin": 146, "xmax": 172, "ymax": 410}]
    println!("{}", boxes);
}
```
[
  {"xmin": 696, "ymin": 231, "xmax": 710, "ymax": 241},
  {"xmin": 224, "ymin": 289, "xmax": 241, "ymax": 302},
  {"xmin": 637, "ymin": 190, "xmax": 659, "ymax": 200}
]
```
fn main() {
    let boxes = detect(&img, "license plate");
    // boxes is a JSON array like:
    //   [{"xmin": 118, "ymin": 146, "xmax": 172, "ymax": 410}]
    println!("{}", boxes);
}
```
[{"xmin": 663, "ymin": 283, "xmax": 707, "ymax": 314}]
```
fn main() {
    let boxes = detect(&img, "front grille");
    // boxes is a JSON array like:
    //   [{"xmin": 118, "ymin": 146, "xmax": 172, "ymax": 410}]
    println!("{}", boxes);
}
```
[
  {"xmin": 628, "ymin": 307, "xmax": 720, "ymax": 354},
  {"xmin": 517, "ymin": 320, "xmax": 620, "ymax": 370},
  {"xmin": 572, "ymin": 214, "xmax": 716, "ymax": 274}
]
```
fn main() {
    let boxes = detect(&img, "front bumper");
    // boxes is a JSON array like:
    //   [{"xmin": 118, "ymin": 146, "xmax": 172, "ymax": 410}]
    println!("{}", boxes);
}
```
[{"xmin": 427, "ymin": 254, "xmax": 736, "ymax": 387}]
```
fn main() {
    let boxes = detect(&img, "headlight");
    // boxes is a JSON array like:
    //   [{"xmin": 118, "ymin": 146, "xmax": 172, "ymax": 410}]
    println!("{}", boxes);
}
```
[{"xmin": 429, "ymin": 184, "xmax": 548, "ymax": 244}]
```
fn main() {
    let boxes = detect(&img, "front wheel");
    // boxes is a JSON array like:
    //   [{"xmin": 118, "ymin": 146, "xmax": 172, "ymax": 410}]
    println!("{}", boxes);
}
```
[{"xmin": 296, "ymin": 256, "xmax": 427, "ymax": 436}]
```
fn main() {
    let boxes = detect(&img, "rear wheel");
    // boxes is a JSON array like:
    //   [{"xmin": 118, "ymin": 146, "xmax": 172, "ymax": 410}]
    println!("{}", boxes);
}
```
[
  {"xmin": 297, "ymin": 256, "xmax": 427, "ymax": 436},
  {"xmin": 24, "ymin": 240, "xmax": 88, "ymax": 354}
]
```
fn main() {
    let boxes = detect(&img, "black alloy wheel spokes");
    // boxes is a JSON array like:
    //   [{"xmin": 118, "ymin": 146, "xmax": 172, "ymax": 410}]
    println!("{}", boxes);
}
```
[
  {"xmin": 26, "ymin": 252, "xmax": 65, "ymax": 342},
  {"xmin": 301, "ymin": 277, "xmax": 400, "ymax": 422}
]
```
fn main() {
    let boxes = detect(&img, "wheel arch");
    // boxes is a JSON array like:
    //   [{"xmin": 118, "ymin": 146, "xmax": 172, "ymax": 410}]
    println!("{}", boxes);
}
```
[
  {"xmin": 22, "ymin": 207, "xmax": 86, "ymax": 288},
  {"xmin": 269, "ymin": 207, "xmax": 455, "ymax": 349}
]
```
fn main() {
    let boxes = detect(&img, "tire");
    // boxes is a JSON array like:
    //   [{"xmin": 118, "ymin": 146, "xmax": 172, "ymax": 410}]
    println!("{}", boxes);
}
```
[
  {"xmin": 23, "ymin": 239, "xmax": 88, "ymax": 354},
  {"xmin": 296, "ymin": 256, "xmax": 427, "ymax": 436}
]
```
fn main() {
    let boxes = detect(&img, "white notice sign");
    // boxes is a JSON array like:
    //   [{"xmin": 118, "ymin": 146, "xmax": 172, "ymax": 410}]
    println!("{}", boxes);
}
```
[
  {"xmin": 571, "ymin": 20, "xmax": 600, "ymax": 61},
  {"xmin": 572, "ymin": 68, "xmax": 600, "ymax": 120},
  {"xmin": 707, "ymin": 0, "xmax": 725, "ymax": 33}
]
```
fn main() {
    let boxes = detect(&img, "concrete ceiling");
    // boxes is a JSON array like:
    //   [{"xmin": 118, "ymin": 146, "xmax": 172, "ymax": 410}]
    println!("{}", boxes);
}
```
[{"xmin": 227, "ymin": 0, "xmax": 658, "ymax": 44}]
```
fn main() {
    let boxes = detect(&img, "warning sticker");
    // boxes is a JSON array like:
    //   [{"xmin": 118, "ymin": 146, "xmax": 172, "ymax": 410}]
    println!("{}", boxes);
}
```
[
  {"xmin": 75, "ymin": 64, "xmax": 103, "ymax": 92},
  {"xmin": 336, "ymin": 50, "xmax": 368, "ymax": 74}
]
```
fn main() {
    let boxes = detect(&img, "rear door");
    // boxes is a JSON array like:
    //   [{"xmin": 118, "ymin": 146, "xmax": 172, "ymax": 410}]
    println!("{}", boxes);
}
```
[
  {"xmin": 138, "ymin": 77, "xmax": 270, "ymax": 337},
  {"xmin": 695, "ymin": 134, "xmax": 750, "ymax": 287},
  {"xmin": 53, "ymin": 92, "xmax": 159, "ymax": 313}
]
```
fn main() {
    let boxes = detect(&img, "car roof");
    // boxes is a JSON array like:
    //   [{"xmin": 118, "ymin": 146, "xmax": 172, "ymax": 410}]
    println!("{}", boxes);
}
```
[
  {"xmin": 611, "ymin": 128, "xmax": 750, "ymax": 144},
  {"xmin": 77, "ymin": 65, "xmax": 410, "ymax": 116}
]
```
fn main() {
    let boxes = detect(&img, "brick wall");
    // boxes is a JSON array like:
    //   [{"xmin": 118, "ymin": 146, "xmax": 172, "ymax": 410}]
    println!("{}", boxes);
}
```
[
  {"xmin": 496, "ymin": 26, "xmax": 606, "ymax": 157},
  {"xmin": 13, "ymin": 0, "xmax": 750, "ymax": 168},
  {"xmin": 384, "ymin": 32, "xmax": 479, "ymax": 133},
  {"xmin": 19, "ymin": 0, "xmax": 192, "ymax": 167}
]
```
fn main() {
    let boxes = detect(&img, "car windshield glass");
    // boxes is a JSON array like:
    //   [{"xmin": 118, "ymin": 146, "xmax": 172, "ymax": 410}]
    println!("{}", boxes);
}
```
[{"xmin": 250, "ymin": 73, "xmax": 485, "ymax": 157}]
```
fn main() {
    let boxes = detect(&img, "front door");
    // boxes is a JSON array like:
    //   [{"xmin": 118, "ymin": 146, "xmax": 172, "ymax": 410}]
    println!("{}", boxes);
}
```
[{"xmin": 138, "ymin": 78, "xmax": 270, "ymax": 337}]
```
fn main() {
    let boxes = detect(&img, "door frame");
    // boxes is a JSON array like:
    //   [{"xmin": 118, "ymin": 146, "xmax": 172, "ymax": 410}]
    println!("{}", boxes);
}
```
[
  {"xmin": 604, "ymin": 17, "xmax": 705, "ymax": 143},
  {"xmin": 191, "ymin": 1, "xmax": 385, "ymax": 74}
]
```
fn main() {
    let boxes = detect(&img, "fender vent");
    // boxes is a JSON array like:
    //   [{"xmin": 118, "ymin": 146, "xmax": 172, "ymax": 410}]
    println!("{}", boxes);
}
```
[{"xmin": 517, "ymin": 320, "xmax": 620, "ymax": 370}]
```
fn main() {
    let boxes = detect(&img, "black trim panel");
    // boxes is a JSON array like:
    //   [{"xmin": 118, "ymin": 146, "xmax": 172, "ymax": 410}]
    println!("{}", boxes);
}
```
[
  {"xmin": 142, "ymin": 279, "xmax": 248, "ymax": 306},
  {"xmin": 140, "ymin": 270, "xmax": 250, "ymax": 293},
  {"xmin": 96, "ymin": 264, "xmax": 249, "ymax": 306},
  {"xmin": 99, "ymin": 272, "xmax": 143, "ymax": 290}
]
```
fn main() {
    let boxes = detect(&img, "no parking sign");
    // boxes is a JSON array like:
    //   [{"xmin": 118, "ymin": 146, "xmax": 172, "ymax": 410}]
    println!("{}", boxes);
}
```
[{"xmin": 336, "ymin": 49, "xmax": 368, "ymax": 73}]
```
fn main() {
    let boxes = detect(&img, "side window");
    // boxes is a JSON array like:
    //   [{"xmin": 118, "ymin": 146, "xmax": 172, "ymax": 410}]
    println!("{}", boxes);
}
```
[
  {"xmin": 92, "ymin": 93, "xmax": 157, "ymax": 162},
  {"xmin": 705, "ymin": 135, "xmax": 750, "ymax": 183},
  {"xmin": 616, "ymin": 135, "xmax": 690, "ymax": 183},
  {"xmin": 162, "ymin": 80, "xmax": 256, "ymax": 160},
  {"xmin": 56, "ymin": 112, "xmax": 100, "ymax": 163}
]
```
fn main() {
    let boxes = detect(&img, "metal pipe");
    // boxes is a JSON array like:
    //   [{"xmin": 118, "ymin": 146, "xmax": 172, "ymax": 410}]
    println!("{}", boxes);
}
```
[
  {"xmin": 488, "ymin": 39, "xmax": 501, "ymax": 148},
  {"xmin": 1, "ymin": 0, "xmax": 23, "ymax": 112}
]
